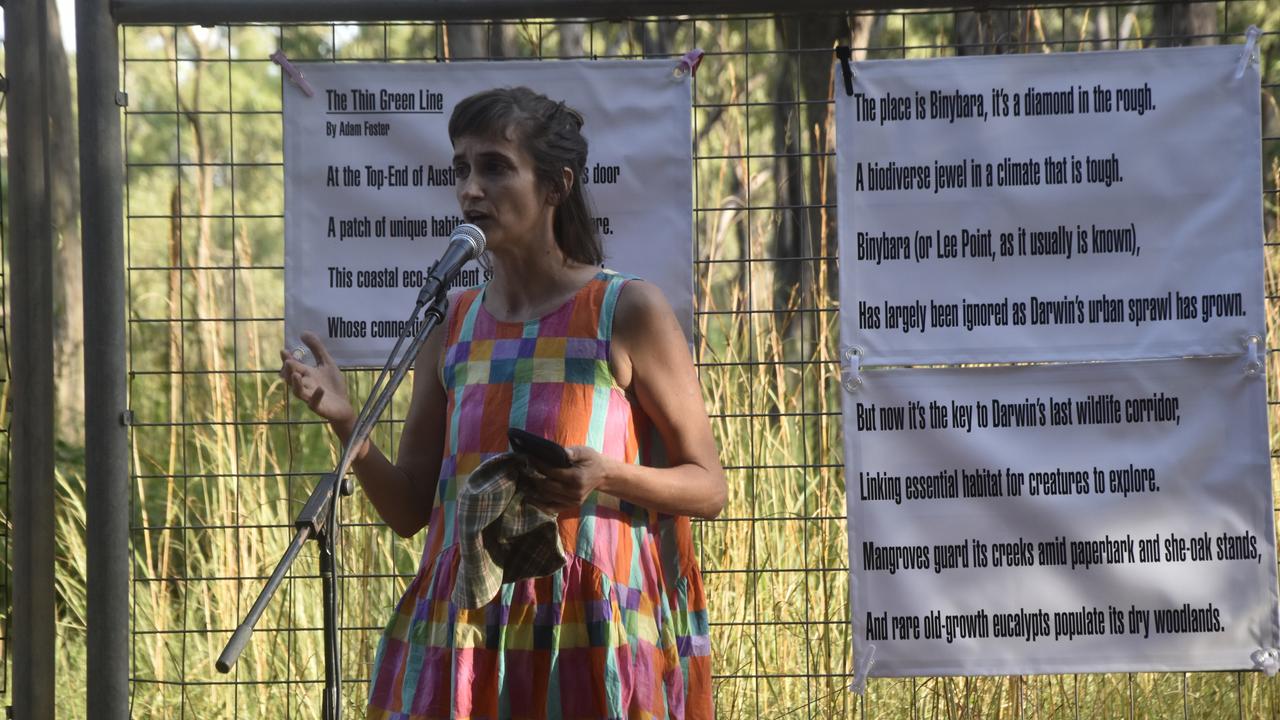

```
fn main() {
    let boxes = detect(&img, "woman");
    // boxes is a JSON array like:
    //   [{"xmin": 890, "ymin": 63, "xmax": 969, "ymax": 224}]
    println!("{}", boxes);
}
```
[{"xmin": 280, "ymin": 87, "xmax": 725, "ymax": 719}]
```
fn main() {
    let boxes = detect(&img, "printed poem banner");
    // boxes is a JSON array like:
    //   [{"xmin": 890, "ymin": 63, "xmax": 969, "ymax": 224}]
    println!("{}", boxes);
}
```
[
  {"xmin": 843, "ymin": 358, "xmax": 1277, "ymax": 676},
  {"xmin": 284, "ymin": 61, "xmax": 693, "ymax": 366},
  {"xmin": 837, "ymin": 46, "xmax": 1264, "ymax": 365},
  {"xmin": 837, "ymin": 46, "xmax": 1278, "ymax": 678}
]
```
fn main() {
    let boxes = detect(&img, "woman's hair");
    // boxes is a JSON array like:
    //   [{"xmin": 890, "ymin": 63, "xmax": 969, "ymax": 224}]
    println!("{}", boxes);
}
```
[{"xmin": 449, "ymin": 87, "xmax": 603, "ymax": 265}]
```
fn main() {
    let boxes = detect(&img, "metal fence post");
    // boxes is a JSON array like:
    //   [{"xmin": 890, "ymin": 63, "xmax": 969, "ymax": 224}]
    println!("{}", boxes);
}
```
[
  {"xmin": 6, "ymin": 0, "xmax": 57, "ymax": 716},
  {"xmin": 85, "ymin": 6, "xmax": 1280, "ymax": 718},
  {"xmin": 77, "ymin": 0, "xmax": 130, "ymax": 718}
]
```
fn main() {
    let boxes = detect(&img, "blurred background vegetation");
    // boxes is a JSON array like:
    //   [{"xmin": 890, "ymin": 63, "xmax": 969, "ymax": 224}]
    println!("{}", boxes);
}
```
[{"xmin": 3, "ymin": 1, "xmax": 1280, "ymax": 717}]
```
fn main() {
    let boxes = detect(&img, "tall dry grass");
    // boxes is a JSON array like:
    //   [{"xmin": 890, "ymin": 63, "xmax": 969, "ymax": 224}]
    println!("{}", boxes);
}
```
[{"xmin": 21, "ymin": 8, "xmax": 1280, "ymax": 719}]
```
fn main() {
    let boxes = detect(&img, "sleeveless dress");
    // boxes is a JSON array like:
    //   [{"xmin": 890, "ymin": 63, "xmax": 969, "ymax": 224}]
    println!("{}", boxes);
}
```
[{"xmin": 366, "ymin": 270, "xmax": 713, "ymax": 720}]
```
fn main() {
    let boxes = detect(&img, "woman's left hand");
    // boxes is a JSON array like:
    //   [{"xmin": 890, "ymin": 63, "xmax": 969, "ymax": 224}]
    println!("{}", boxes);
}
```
[{"xmin": 527, "ymin": 446, "xmax": 613, "ymax": 511}]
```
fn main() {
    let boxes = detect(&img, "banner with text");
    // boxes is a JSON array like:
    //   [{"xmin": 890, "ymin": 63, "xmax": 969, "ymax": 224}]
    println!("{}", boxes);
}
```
[
  {"xmin": 843, "ymin": 357, "xmax": 1279, "ymax": 677},
  {"xmin": 284, "ymin": 61, "xmax": 693, "ymax": 366},
  {"xmin": 837, "ymin": 46, "xmax": 1264, "ymax": 365}
]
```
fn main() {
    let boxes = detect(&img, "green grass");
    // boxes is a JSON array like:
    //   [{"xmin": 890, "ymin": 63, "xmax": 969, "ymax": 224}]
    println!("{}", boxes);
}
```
[{"xmin": 19, "ymin": 6, "xmax": 1280, "ymax": 718}]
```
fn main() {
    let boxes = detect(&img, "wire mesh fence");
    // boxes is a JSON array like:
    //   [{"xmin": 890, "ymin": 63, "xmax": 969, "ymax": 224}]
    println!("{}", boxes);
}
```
[{"xmin": 98, "ymin": 2, "xmax": 1280, "ymax": 718}]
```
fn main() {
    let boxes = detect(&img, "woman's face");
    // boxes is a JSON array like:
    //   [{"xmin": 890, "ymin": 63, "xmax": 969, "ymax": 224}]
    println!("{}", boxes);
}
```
[{"xmin": 451, "ymin": 131, "xmax": 550, "ymax": 251}]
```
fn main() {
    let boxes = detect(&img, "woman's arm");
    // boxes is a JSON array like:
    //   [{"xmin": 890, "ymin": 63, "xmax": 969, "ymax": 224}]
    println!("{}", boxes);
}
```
[
  {"xmin": 533, "ymin": 280, "xmax": 727, "ymax": 519},
  {"xmin": 280, "ymin": 330, "xmax": 447, "ymax": 537}
]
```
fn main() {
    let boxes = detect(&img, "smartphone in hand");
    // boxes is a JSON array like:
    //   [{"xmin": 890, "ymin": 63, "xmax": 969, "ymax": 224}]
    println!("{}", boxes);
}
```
[{"xmin": 507, "ymin": 427, "xmax": 573, "ymax": 469}]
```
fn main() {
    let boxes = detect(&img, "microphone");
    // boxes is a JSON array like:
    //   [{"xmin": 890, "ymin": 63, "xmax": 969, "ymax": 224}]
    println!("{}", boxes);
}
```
[{"xmin": 416, "ymin": 223, "xmax": 486, "ymax": 305}]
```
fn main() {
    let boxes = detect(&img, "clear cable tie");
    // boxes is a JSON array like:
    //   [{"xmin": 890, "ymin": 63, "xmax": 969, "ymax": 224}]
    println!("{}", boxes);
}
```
[
  {"xmin": 1244, "ymin": 334, "xmax": 1262, "ymax": 377},
  {"xmin": 1251, "ymin": 647, "xmax": 1280, "ymax": 676},
  {"xmin": 1235, "ymin": 26, "xmax": 1261, "ymax": 80},
  {"xmin": 271, "ymin": 50, "xmax": 315, "ymax": 98},
  {"xmin": 850, "ymin": 642, "xmax": 877, "ymax": 694},
  {"xmin": 841, "ymin": 346, "xmax": 864, "ymax": 392},
  {"xmin": 672, "ymin": 48, "xmax": 705, "ymax": 79}
]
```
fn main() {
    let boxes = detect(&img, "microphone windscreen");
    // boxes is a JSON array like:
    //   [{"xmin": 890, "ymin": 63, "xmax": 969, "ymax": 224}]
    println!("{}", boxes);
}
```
[{"xmin": 451, "ymin": 223, "xmax": 486, "ymax": 257}]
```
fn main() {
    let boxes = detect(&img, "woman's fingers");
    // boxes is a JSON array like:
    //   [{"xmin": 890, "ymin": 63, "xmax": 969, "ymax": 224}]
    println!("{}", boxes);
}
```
[
  {"xmin": 290, "ymin": 367, "xmax": 324, "ymax": 404},
  {"xmin": 301, "ymin": 331, "xmax": 334, "ymax": 367},
  {"xmin": 529, "ymin": 447, "xmax": 605, "ymax": 507},
  {"xmin": 289, "ymin": 370, "xmax": 306, "ymax": 399},
  {"xmin": 524, "ymin": 470, "xmax": 569, "ymax": 506},
  {"xmin": 278, "ymin": 349, "xmax": 296, "ymax": 382},
  {"xmin": 527, "ymin": 490, "xmax": 573, "ymax": 513},
  {"xmin": 279, "ymin": 349, "xmax": 310, "ymax": 385},
  {"xmin": 277, "ymin": 337, "xmax": 356, "ymax": 425},
  {"xmin": 540, "ymin": 482, "xmax": 575, "ymax": 505},
  {"xmin": 307, "ymin": 385, "xmax": 326, "ymax": 412},
  {"xmin": 534, "ymin": 470, "xmax": 586, "ymax": 506},
  {"xmin": 527, "ymin": 496, "xmax": 569, "ymax": 514}
]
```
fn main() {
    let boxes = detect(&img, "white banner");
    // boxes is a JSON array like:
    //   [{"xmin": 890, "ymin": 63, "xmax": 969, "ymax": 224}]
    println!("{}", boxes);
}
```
[
  {"xmin": 284, "ymin": 61, "xmax": 693, "ymax": 366},
  {"xmin": 842, "ymin": 357, "xmax": 1279, "ymax": 677},
  {"xmin": 836, "ymin": 46, "xmax": 1264, "ymax": 365}
]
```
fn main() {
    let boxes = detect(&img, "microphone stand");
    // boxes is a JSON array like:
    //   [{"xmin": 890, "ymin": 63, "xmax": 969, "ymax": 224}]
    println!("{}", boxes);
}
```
[{"xmin": 216, "ymin": 276, "xmax": 452, "ymax": 720}]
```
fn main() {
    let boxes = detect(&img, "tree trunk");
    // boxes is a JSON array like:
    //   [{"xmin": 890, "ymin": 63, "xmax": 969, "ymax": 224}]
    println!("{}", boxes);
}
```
[
  {"xmin": 631, "ymin": 19, "xmax": 681, "ymax": 56},
  {"xmin": 557, "ymin": 22, "xmax": 586, "ymax": 58},
  {"xmin": 445, "ymin": 21, "xmax": 486, "ymax": 59},
  {"xmin": 47, "ymin": 0, "xmax": 85, "ymax": 445},
  {"xmin": 448, "ymin": 21, "xmax": 523, "ymax": 58},
  {"xmin": 1153, "ymin": 2, "xmax": 1218, "ymax": 46},
  {"xmin": 772, "ymin": 14, "xmax": 869, "ymax": 314},
  {"xmin": 954, "ymin": 8, "xmax": 1027, "ymax": 56}
]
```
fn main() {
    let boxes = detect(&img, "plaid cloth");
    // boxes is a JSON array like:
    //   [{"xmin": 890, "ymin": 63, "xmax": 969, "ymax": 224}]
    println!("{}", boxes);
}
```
[{"xmin": 451, "ymin": 452, "xmax": 567, "ymax": 609}]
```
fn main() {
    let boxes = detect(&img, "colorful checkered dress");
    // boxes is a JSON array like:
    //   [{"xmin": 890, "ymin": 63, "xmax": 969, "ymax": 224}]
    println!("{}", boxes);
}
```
[{"xmin": 367, "ymin": 270, "xmax": 712, "ymax": 720}]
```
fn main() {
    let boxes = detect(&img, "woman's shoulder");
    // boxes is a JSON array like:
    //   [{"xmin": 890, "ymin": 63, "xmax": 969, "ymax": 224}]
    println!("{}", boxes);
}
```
[
  {"xmin": 441, "ymin": 284, "xmax": 486, "ymax": 336},
  {"xmin": 609, "ymin": 276, "xmax": 678, "ymax": 340},
  {"xmin": 601, "ymin": 274, "xmax": 692, "ymax": 393},
  {"xmin": 453, "ymin": 283, "xmax": 492, "ymax": 311},
  {"xmin": 451, "ymin": 282, "xmax": 486, "ymax": 302}
]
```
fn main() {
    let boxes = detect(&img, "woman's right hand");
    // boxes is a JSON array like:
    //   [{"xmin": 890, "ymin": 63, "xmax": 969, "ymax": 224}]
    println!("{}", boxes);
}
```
[{"xmin": 279, "ymin": 331, "xmax": 356, "ymax": 429}]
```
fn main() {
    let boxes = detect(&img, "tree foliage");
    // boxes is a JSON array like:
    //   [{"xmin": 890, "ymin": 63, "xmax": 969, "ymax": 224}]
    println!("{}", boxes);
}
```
[{"xmin": 3, "ymin": 3, "xmax": 1280, "ymax": 716}]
